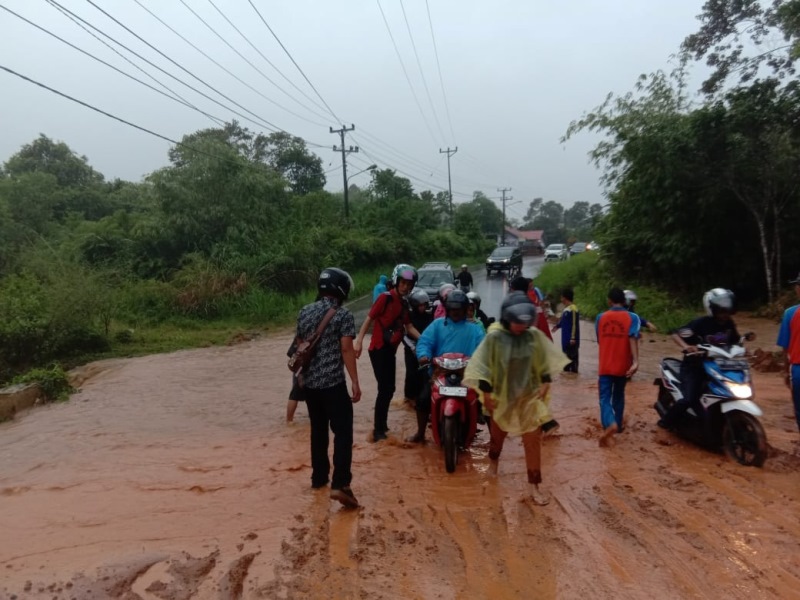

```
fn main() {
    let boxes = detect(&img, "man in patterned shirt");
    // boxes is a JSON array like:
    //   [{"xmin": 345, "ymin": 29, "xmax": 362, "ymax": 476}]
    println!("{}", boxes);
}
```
[{"xmin": 296, "ymin": 268, "xmax": 361, "ymax": 508}]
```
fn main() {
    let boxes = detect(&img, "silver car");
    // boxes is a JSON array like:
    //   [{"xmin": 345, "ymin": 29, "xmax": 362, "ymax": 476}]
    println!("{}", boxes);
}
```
[{"xmin": 544, "ymin": 243, "xmax": 569, "ymax": 262}]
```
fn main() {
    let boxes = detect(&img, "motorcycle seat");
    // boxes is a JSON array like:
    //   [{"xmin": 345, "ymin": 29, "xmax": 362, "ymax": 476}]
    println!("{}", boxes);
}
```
[{"xmin": 661, "ymin": 358, "xmax": 682, "ymax": 376}]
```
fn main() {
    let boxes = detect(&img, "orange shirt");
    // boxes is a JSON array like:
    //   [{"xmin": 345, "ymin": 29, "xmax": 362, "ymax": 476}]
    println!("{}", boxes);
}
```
[{"xmin": 596, "ymin": 307, "xmax": 640, "ymax": 376}]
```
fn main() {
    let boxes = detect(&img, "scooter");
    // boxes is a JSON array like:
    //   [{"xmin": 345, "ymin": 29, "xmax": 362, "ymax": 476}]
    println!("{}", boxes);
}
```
[
  {"xmin": 653, "ymin": 340, "xmax": 768, "ymax": 467},
  {"xmin": 429, "ymin": 353, "xmax": 479, "ymax": 473}
]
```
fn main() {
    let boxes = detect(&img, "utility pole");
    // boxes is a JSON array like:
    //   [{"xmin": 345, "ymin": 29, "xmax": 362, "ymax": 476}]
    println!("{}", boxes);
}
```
[
  {"xmin": 331, "ymin": 124, "xmax": 358, "ymax": 220},
  {"xmin": 498, "ymin": 187, "xmax": 512, "ymax": 245},
  {"xmin": 439, "ymin": 146, "xmax": 458, "ymax": 215}
]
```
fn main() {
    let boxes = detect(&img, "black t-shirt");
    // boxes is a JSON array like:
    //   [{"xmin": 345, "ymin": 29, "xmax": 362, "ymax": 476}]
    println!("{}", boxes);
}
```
[
  {"xmin": 675, "ymin": 316, "xmax": 740, "ymax": 347},
  {"xmin": 456, "ymin": 271, "xmax": 473, "ymax": 287}
]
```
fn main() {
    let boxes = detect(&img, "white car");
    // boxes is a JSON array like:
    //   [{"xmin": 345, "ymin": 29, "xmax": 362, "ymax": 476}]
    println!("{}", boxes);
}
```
[{"xmin": 544, "ymin": 244, "xmax": 569, "ymax": 262}]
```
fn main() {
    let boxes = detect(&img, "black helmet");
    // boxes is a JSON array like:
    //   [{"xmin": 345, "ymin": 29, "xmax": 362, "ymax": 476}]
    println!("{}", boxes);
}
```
[
  {"xmin": 445, "ymin": 289, "xmax": 469, "ymax": 311},
  {"xmin": 318, "ymin": 267, "xmax": 353, "ymax": 301},
  {"xmin": 408, "ymin": 289, "xmax": 430, "ymax": 309},
  {"xmin": 703, "ymin": 288, "xmax": 736, "ymax": 316},
  {"xmin": 501, "ymin": 291, "xmax": 537, "ymax": 325}
]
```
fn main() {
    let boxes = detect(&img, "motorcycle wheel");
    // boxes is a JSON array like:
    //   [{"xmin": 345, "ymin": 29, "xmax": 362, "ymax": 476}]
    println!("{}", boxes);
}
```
[
  {"xmin": 443, "ymin": 415, "xmax": 459, "ymax": 473},
  {"xmin": 722, "ymin": 412, "xmax": 767, "ymax": 467}
]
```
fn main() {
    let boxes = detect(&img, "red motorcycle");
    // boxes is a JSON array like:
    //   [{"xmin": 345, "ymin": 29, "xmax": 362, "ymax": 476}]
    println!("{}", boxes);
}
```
[{"xmin": 429, "ymin": 353, "xmax": 479, "ymax": 473}]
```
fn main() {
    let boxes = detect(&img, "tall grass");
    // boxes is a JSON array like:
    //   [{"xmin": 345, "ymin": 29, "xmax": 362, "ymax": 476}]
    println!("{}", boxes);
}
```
[{"xmin": 534, "ymin": 253, "xmax": 698, "ymax": 332}]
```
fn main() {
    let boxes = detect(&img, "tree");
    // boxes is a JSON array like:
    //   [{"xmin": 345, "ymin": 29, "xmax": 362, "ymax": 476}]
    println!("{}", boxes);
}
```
[
  {"xmin": 469, "ymin": 191, "xmax": 505, "ymax": 236},
  {"xmin": 3, "ymin": 134, "xmax": 104, "ymax": 188},
  {"xmin": 682, "ymin": 0, "xmax": 800, "ymax": 95},
  {"xmin": 523, "ymin": 197, "xmax": 543, "ymax": 225},
  {"xmin": 531, "ymin": 201, "xmax": 566, "ymax": 243}
]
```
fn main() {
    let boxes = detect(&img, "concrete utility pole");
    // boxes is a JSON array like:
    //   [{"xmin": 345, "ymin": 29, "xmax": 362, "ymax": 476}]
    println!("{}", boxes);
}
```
[
  {"xmin": 498, "ymin": 187, "xmax": 512, "ymax": 245},
  {"xmin": 439, "ymin": 146, "xmax": 458, "ymax": 215},
  {"xmin": 331, "ymin": 124, "xmax": 358, "ymax": 220}
]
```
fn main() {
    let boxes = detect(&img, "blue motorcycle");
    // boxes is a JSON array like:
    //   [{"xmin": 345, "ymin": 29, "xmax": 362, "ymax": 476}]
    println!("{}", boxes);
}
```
[{"xmin": 654, "ymin": 341, "xmax": 767, "ymax": 467}]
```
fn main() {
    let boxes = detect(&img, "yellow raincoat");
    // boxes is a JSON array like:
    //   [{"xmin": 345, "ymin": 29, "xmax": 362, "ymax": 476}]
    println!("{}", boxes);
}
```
[{"xmin": 464, "ymin": 323, "xmax": 570, "ymax": 436}]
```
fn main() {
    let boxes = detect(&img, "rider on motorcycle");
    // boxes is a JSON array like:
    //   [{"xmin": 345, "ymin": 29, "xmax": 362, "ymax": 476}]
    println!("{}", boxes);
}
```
[
  {"xmin": 405, "ymin": 290, "xmax": 485, "ymax": 443},
  {"xmin": 467, "ymin": 291, "xmax": 492, "ymax": 330},
  {"xmin": 658, "ymin": 288, "xmax": 753, "ymax": 430}
]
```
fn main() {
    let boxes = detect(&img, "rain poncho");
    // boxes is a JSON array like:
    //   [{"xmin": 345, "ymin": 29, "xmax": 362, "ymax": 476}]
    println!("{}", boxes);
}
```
[{"xmin": 464, "ymin": 323, "xmax": 570, "ymax": 435}]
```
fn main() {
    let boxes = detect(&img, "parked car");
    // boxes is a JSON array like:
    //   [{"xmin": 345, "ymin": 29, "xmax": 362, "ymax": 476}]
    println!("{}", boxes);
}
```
[
  {"xmin": 486, "ymin": 245, "xmax": 523, "ymax": 277},
  {"xmin": 544, "ymin": 244, "xmax": 569, "ymax": 262},
  {"xmin": 570, "ymin": 241, "xmax": 588, "ymax": 255},
  {"xmin": 417, "ymin": 265, "xmax": 456, "ymax": 302},
  {"xmin": 586, "ymin": 241, "xmax": 600, "ymax": 252}
]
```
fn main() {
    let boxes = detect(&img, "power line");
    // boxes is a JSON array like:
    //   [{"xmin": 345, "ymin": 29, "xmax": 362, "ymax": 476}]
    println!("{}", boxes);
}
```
[
  {"xmin": 375, "ymin": 0, "xmax": 439, "ymax": 147},
  {"xmin": 245, "ymin": 0, "xmax": 343, "ymax": 123},
  {"xmin": 425, "ymin": 0, "xmax": 457, "ymax": 143},
  {"xmin": 81, "ymin": 0, "xmax": 292, "ymax": 137},
  {"xmin": 0, "ymin": 64, "xmax": 249, "ymax": 165},
  {"xmin": 192, "ymin": 0, "xmax": 332, "ymax": 122},
  {"xmin": 399, "ymin": 0, "xmax": 447, "ymax": 144},
  {"xmin": 132, "ymin": 0, "xmax": 327, "ymax": 128},
  {"xmin": 0, "ymin": 4, "xmax": 225, "ymax": 127}
]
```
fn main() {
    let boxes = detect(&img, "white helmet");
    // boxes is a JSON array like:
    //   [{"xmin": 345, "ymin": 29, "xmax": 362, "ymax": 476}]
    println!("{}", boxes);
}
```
[
  {"xmin": 703, "ymin": 288, "xmax": 736, "ymax": 316},
  {"xmin": 623, "ymin": 289, "xmax": 637, "ymax": 305}
]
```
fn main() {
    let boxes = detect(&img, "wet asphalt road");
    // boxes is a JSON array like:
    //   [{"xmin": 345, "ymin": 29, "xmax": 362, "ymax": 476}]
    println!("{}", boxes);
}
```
[{"xmin": 350, "ymin": 255, "xmax": 545, "ymax": 326}]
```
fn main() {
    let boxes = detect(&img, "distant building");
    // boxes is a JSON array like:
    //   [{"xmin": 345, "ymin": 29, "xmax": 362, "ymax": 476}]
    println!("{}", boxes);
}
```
[{"xmin": 503, "ymin": 227, "xmax": 545, "ymax": 255}]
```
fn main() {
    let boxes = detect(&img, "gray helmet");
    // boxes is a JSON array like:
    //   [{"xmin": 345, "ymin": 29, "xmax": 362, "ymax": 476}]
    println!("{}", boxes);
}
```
[
  {"xmin": 408, "ymin": 289, "xmax": 430, "ymax": 309},
  {"xmin": 445, "ymin": 289, "xmax": 469, "ymax": 312},
  {"xmin": 318, "ymin": 267, "xmax": 353, "ymax": 300},
  {"xmin": 466, "ymin": 291, "xmax": 481, "ymax": 308},
  {"xmin": 501, "ymin": 291, "xmax": 537, "ymax": 325}
]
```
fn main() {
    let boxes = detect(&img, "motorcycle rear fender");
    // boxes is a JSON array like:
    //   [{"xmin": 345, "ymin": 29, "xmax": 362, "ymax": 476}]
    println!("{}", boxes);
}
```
[
  {"xmin": 443, "ymin": 398, "xmax": 462, "ymax": 417},
  {"xmin": 721, "ymin": 399, "xmax": 763, "ymax": 417}
]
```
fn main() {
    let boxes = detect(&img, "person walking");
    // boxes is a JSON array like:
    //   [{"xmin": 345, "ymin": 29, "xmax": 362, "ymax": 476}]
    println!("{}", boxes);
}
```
[
  {"xmin": 372, "ymin": 275, "xmax": 388, "ymax": 303},
  {"xmin": 777, "ymin": 272, "xmax": 800, "ymax": 436},
  {"xmin": 295, "ymin": 267, "xmax": 361, "ymax": 508},
  {"xmin": 464, "ymin": 292, "xmax": 568, "ymax": 505},
  {"xmin": 354, "ymin": 264, "xmax": 421, "ymax": 442},
  {"xmin": 456, "ymin": 264, "xmax": 473, "ymax": 292},
  {"xmin": 552, "ymin": 288, "xmax": 580, "ymax": 373},
  {"xmin": 595, "ymin": 288, "xmax": 640, "ymax": 447}
]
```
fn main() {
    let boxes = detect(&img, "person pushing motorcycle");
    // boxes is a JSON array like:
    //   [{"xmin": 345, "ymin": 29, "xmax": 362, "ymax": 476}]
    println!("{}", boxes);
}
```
[{"xmin": 406, "ymin": 290, "xmax": 485, "ymax": 443}]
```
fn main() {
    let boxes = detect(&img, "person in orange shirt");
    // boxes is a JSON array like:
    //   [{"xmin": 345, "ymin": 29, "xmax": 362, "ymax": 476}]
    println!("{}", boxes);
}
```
[{"xmin": 595, "ymin": 288, "xmax": 640, "ymax": 447}]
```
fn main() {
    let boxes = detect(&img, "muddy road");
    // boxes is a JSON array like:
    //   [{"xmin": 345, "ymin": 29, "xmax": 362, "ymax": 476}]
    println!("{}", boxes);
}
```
[{"xmin": 0, "ymin": 315, "xmax": 798, "ymax": 599}]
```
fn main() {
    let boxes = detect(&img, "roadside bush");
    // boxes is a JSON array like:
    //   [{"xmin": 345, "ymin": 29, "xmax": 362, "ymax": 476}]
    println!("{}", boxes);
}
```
[{"xmin": 12, "ymin": 364, "xmax": 74, "ymax": 402}]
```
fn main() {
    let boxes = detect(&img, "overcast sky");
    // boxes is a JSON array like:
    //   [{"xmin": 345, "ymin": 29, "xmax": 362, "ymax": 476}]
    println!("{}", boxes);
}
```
[{"xmin": 0, "ymin": 1, "xmax": 707, "ymax": 222}]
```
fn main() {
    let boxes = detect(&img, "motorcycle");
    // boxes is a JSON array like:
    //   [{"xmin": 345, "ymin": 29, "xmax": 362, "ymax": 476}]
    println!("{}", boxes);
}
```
[
  {"xmin": 428, "ymin": 352, "xmax": 479, "ymax": 473},
  {"xmin": 653, "ymin": 340, "xmax": 767, "ymax": 467}
]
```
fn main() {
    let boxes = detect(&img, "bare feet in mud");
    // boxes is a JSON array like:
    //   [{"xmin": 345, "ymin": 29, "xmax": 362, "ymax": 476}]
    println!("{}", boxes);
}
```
[
  {"xmin": 404, "ymin": 432, "xmax": 425, "ymax": 444},
  {"xmin": 599, "ymin": 425, "xmax": 617, "ymax": 448},
  {"xmin": 330, "ymin": 487, "xmax": 359, "ymax": 508},
  {"xmin": 529, "ymin": 484, "xmax": 551, "ymax": 506},
  {"xmin": 487, "ymin": 459, "xmax": 498, "ymax": 477}
]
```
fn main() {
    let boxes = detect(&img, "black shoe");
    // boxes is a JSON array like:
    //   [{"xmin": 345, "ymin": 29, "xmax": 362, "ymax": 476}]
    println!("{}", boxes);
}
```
[
  {"xmin": 541, "ymin": 419, "xmax": 560, "ymax": 436},
  {"xmin": 373, "ymin": 430, "xmax": 388, "ymax": 442},
  {"xmin": 331, "ymin": 486, "xmax": 359, "ymax": 508}
]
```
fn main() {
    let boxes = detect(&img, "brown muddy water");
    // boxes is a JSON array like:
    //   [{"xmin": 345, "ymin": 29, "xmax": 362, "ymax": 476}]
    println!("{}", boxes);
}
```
[{"xmin": 0, "ymin": 316, "xmax": 798, "ymax": 599}]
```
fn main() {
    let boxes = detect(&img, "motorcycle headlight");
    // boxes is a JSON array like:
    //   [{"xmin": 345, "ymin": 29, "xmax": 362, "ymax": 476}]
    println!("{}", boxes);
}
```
[{"xmin": 726, "ymin": 383, "xmax": 752, "ymax": 399}]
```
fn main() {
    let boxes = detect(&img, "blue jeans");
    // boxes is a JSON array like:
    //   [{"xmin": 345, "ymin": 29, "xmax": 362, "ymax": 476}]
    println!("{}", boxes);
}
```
[
  {"xmin": 598, "ymin": 375, "xmax": 627, "ymax": 430},
  {"xmin": 792, "ymin": 365, "xmax": 800, "ymax": 432}
]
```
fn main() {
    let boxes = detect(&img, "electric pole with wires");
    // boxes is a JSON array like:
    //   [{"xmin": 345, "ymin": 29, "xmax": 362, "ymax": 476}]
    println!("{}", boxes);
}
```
[
  {"xmin": 331, "ymin": 124, "xmax": 358, "ymax": 220},
  {"xmin": 439, "ymin": 146, "xmax": 457, "ymax": 215},
  {"xmin": 498, "ymin": 187, "xmax": 512, "ymax": 245}
]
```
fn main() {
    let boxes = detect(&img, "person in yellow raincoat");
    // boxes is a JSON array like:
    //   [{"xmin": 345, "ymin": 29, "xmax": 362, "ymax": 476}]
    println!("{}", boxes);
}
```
[{"xmin": 464, "ymin": 291, "xmax": 569, "ymax": 505}]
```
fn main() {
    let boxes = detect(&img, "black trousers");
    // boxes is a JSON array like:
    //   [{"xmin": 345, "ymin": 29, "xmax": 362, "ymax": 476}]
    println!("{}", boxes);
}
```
[
  {"xmin": 403, "ymin": 346, "xmax": 426, "ymax": 400},
  {"xmin": 369, "ymin": 345, "xmax": 397, "ymax": 434},
  {"xmin": 305, "ymin": 382, "xmax": 353, "ymax": 489},
  {"xmin": 563, "ymin": 345, "xmax": 579, "ymax": 373},
  {"xmin": 663, "ymin": 361, "xmax": 705, "ymax": 427}
]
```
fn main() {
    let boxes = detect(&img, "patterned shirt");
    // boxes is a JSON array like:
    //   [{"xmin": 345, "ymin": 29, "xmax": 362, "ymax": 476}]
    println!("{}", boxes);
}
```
[{"xmin": 295, "ymin": 297, "xmax": 355, "ymax": 390}]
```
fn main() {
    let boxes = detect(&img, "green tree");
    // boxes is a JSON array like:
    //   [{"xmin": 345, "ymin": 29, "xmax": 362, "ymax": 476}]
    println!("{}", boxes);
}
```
[{"xmin": 3, "ymin": 134, "xmax": 104, "ymax": 188}]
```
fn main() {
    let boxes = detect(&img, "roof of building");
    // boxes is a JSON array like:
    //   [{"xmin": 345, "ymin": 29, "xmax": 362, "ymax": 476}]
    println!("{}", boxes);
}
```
[{"xmin": 505, "ymin": 226, "xmax": 544, "ymax": 241}]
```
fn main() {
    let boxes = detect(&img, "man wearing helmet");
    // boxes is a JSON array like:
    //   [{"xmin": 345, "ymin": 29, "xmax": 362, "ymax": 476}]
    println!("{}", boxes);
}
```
[
  {"xmin": 659, "ymin": 288, "xmax": 746, "ymax": 430},
  {"xmin": 354, "ymin": 264, "xmax": 422, "ymax": 442},
  {"xmin": 403, "ymin": 289, "xmax": 434, "ymax": 404},
  {"xmin": 467, "ymin": 291, "xmax": 492, "ymax": 330},
  {"xmin": 433, "ymin": 282, "xmax": 456, "ymax": 319},
  {"xmin": 295, "ymin": 268, "xmax": 361, "ymax": 508},
  {"xmin": 406, "ymin": 289, "xmax": 485, "ymax": 443},
  {"xmin": 456, "ymin": 264, "xmax": 473, "ymax": 292},
  {"xmin": 624, "ymin": 289, "xmax": 658, "ymax": 334},
  {"xmin": 463, "ymin": 291, "xmax": 569, "ymax": 505}
]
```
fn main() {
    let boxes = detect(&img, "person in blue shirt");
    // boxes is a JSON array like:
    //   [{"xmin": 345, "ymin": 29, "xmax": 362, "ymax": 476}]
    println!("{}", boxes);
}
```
[
  {"xmin": 552, "ymin": 288, "xmax": 579, "ymax": 373},
  {"xmin": 405, "ymin": 290, "xmax": 485, "ymax": 443},
  {"xmin": 372, "ymin": 275, "xmax": 388, "ymax": 303}
]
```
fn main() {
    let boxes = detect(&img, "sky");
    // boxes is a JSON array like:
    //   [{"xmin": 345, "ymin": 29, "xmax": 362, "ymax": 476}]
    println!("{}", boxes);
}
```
[{"xmin": 0, "ymin": 0, "xmax": 709, "ymax": 223}]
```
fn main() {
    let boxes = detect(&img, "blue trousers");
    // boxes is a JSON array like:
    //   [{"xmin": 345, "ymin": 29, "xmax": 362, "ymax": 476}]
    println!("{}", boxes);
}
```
[
  {"xmin": 791, "ymin": 365, "xmax": 800, "ymax": 432},
  {"xmin": 598, "ymin": 375, "xmax": 627, "ymax": 430}
]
